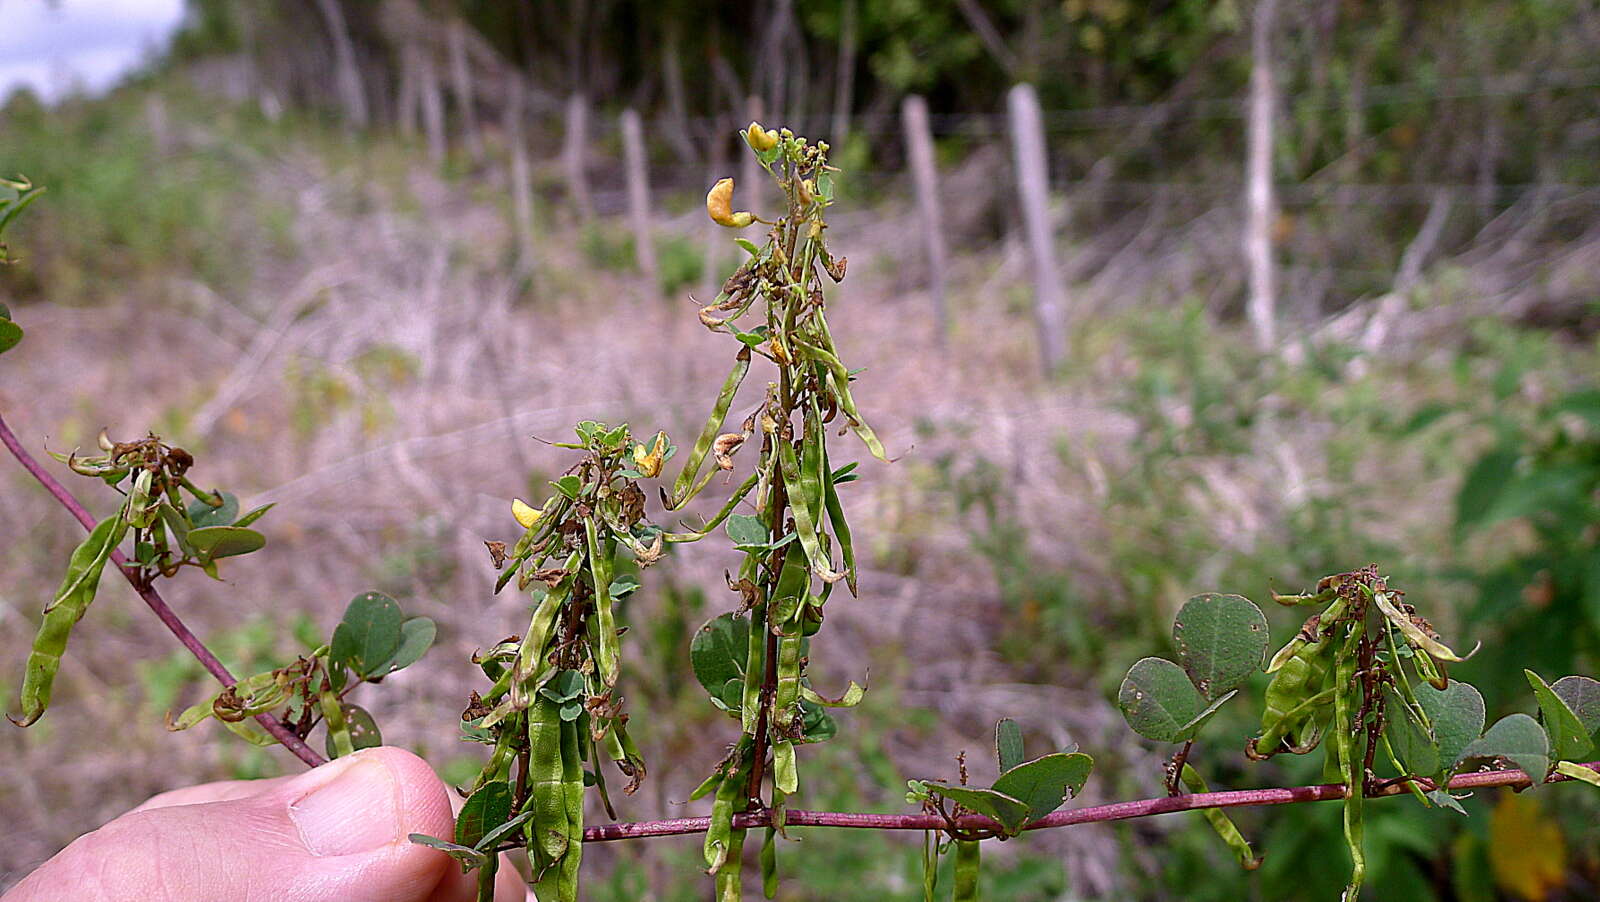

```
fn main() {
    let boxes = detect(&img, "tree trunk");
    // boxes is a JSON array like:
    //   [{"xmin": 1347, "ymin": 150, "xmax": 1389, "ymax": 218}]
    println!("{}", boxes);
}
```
[
  {"xmin": 661, "ymin": 25, "xmax": 698, "ymax": 162},
  {"xmin": 419, "ymin": 51, "xmax": 447, "ymax": 163},
  {"xmin": 829, "ymin": 0, "xmax": 858, "ymax": 143},
  {"xmin": 448, "ymin": 20, "xmax": 483, "ymax": 161},
  {"xmin": 312, "ymin": 0, "xmax": 368, "ymax": 129},
  {"xmin": 396, "ymin": 43, "xmax": 418, "ymax": 138}
]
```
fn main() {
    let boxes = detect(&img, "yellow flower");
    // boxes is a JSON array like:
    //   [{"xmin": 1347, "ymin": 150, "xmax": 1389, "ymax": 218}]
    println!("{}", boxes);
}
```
[
  {"xmin": 633, "ymin": 433, "xmax": 668, "ymax": 478},
  {"xmin": 511, "ymin": 498, "xmax": 541, "ymax": 530},
  {"xmin": 768, "ymin": 336, "xmax": 790, "ymax": 364},
  {"xmin": 744, "ymin": 121, "xmax": 778, "ymax": 152},
  {"xmin": 706, "ymin": 178, "xmax": 754, "ymax": 228}
]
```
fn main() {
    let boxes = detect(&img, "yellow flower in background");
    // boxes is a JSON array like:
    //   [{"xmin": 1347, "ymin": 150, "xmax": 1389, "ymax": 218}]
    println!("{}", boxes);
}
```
[
  {"xmin": 1489, "ymin": 791, "xmax": 1566, "ymax": 901},
  {"xmin": 511, "ymin": 498, "xmax": 541, "ymax": 530}
]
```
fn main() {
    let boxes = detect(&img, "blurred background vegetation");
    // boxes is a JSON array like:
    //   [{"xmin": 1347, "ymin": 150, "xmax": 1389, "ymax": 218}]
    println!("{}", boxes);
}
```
[{"xmin": 2, "ymin": 0, "xmax": 1599, "ymax": 899}]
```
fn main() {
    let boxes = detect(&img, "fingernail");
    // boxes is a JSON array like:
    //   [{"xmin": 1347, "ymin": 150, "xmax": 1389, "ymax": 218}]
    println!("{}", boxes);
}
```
[{"xmin": 289, "ymin": 752, "xmax": 402, "ymax": 856}]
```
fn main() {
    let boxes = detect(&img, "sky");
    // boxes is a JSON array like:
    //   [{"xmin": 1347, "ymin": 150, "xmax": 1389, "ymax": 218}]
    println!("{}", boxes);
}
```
[{"xmin": 0, "ymin": 0, "xmax": 186, "ymax": 102}]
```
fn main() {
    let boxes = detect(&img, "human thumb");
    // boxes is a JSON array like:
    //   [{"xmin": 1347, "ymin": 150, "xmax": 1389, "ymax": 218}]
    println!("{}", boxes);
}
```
[{"xmin": 6, "ymin": 747, "xmax": 465, "ymax": 902}]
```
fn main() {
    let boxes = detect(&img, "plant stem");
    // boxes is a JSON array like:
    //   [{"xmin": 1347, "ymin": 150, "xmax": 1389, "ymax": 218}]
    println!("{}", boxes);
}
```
[
  {"xmin": 583, "ymin": 759, "xmax": 1600, "ymax": 842},
  {"xmin": 1165, "ymin": 739, "xmax": 1195, "ymax": 796},
  {"xmin": 0, "ymin": 411, "xmax": 327, "ymax": 768}
]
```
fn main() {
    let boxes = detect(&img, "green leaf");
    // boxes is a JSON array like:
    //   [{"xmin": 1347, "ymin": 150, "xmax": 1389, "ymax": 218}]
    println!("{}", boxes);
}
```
[
  {"xmin": 231, "ymin": 503, "xmax": 275, "ymax": 529},
  {"xmin": 186, "ymin": 492, "xmax": 239, "ymax": 528},
  {"xmin": 799, "ymin": 699, "xmax": 837, "ymax": 743},
  {"xmin": 992, "ymin": 753, "xmax": 1094, "ymax": 824},
  {"xmin": 1417, "ymin": 680, "xmax": 1486, "ymax": 771},
  {"xmin": 1553, "ymin": 390, "xmax": 1600, "ymax": 426},
  {"xmin": 1526, "ymin": 670, "xmax": 1594, "ymax": 761},
  {"xmin": 725, "ymin": 514, "xmax": 769, "ymax": 548},
  {"xmin": 916, "ymin": 782, "xmax": 1032, "ymax": 835},
  {"xmin": 1118, "ymin": 657, "xmax": 1205, "ymax": 743},
  {"xmin": 0, "ymin": 318, "xmax": 21, "ymax": 356},
  {"xmin": 409, "ymin": 833, "xmax": 488, "ymax": 868},
  {"xmin": 1172, "ymin": 593, "xmax": 1269, "ymax": 698},
  {"xmin": 330, "ymin": 591, "xmax": 404, "ymax": 678},
  {"xmin": 716, "ymin": 677, "xmax": 744, "ymax": 712},
  {"xmin": 186, "ymin": 525, "xmax": 265, "ymax": 560},
  {"xmin": 552, "ymin": 475, "xmax": 582, "ymax": 499},
  {"xmin": 323, "ymin": 704, "xmax": 382, "ymax": 758},
  {"xmin": 691, "ymin": 613, "xmax": 748, "ymax": 696},
  {"xmin": 1177, "ymin": 688, "xmax": 1238, "ymax": 735},
  {"xmin": 455, "ymin": 781, "xmax": 513, "ymax": 848},
  {"xmin": 1386, "ymin": 690, "xmax": 1441, "ymax": 777},
  {"xmin": 995, "ymin": 718, "xmax": 1024, "ymax": 772},
  {"xmin": 1455, "ymin": 448, "xmax": 1519, "ymax": 534},
  {"xmin": 474, "ymin": 809, "xmax": 537, "ymax": 852},
  {"xmin": 1461, "ymin": 713, "xmax": 1550, "ymax": 783},
  {"xmin": 374, "ymin": 616, "xmax": 435, "ymax": 675},
  {"xmin": 734, "ymin": 237, "xmax": 761, "ymax": 257},
  {"xmin": 1551, "ymin": 676, "xmax": 1600, "ymax": 740},
  {"xmin": 540, "ymin": 669, "xmax": 586, "ymax": 703},
  {"xmin": 608, "ymin": 574, "xmax": 642, "ymax": 598}
]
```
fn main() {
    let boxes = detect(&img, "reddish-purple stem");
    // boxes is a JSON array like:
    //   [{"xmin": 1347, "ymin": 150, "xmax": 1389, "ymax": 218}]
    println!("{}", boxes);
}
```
[
  {"xmin": 584, "ymin": 760, "xmax": 1600, "ymax": 842},
  {"xmin": 4, "ymin": 414, "xmax": 1591, "ymax": 847},
  {"xmin": 0, "ymin": 411, "xmax": 326, "ymax": 768}
]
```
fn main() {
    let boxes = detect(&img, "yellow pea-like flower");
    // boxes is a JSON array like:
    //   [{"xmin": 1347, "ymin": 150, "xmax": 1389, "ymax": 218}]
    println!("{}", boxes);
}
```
[
  {"xmin": 769, "ymin": 336, "xmax": 791, "ymax": 364},
  {"xmin": 633, "ymin": 432, "xmax": 668, "ymax": 478},
  {"xmin": 511, "ymin": 498, "xmax": 542, "ymax": 529},
  {"xmin": 744, "ymin": 121, "xmax": 778, "ymax": 152},
  {"xmin": 706, "ymin": 178, "xmax": 754, "ymax": 228}
]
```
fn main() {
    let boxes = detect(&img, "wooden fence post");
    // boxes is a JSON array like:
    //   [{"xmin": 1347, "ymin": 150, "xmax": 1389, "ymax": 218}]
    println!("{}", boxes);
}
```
[
  {"xmin": 621, "ymin": 109, "xmax": 659, "ymax": 293},
  {"xmin": 902, "ymin": 95, "xmax": 950, "ymax": 344},
  {"xmin": 1245, "ymin": 0, "xmax": 1281, "ymax": 350},
  {"xmin": 563, "ymin": 94, "xmax": 593, "ymax": 221},
  {"xmin": 1006, "ymin": 83, "xmax": 1068, "ymax": 375},
  {"xmin": 506, "ymin": 78, "xmax": 535, "ymax": 273}
]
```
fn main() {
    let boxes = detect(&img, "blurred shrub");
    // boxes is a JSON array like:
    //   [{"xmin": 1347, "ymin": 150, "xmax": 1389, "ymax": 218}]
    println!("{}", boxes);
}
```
[{"xmin": 655, "ymin": 233, "xmax": 702, "ymax": 297}]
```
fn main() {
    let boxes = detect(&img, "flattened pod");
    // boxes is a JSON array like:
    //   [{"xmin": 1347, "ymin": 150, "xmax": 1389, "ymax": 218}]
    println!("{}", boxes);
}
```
[
  {"xmin": 526, "ymin": 699, "xmax": 569, "ymax": 864},
  {"xmin": 13, "ymin": 514, "xmax": 127, "ymax": 726},
  {"xmin": 953, "ymin": 840, "xmax": 981, "ymax": 902}
]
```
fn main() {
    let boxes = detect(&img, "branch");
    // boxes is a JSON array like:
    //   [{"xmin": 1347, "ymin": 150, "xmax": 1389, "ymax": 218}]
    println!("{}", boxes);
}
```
[
  {"xmin": 0, "ymin": 411, "xmax": 327, "ymax": 768},
  {"xmin": 4, "ymin": 412, "xmax": 1591, "ymax": 842},
  {"xmin": 584, "ymin": 761, "xmax": 1600, "ymax": 842}
]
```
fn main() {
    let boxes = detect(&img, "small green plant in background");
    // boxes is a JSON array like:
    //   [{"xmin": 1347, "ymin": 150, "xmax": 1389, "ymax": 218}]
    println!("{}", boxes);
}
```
[{"xmin": 5, "ymin": 131, "xmax": 1600, "ymax": 902}]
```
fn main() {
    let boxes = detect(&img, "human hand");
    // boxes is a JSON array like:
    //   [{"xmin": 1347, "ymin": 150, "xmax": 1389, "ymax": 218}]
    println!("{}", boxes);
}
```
[{"xmin": 4, "ymin": 747, "xmax": 529, "ymax": 901}]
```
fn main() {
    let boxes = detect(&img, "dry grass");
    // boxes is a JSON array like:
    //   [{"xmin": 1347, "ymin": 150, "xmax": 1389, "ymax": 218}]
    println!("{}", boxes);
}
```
[{"xmin": 1, "ymin": 88, "xmax": 1594, "ymax": 896}]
